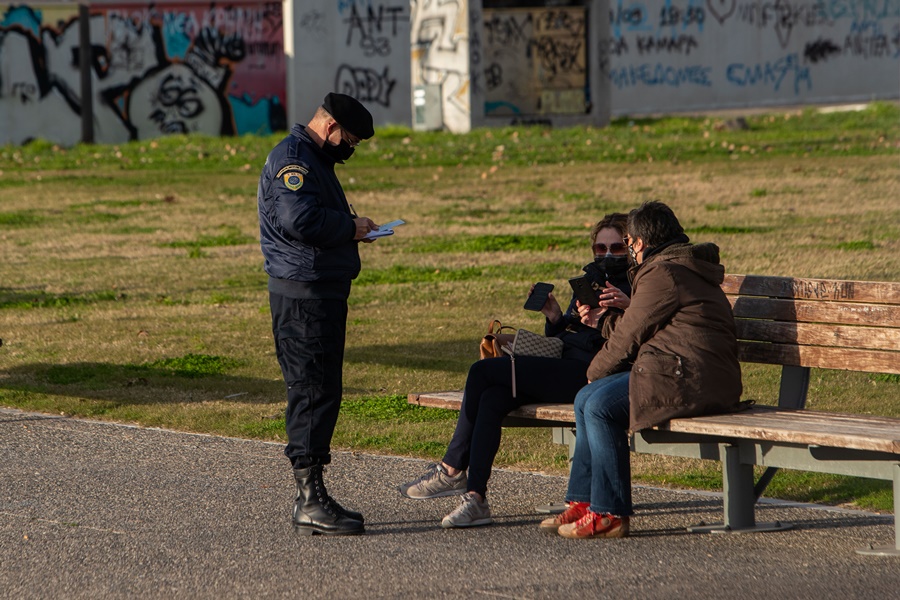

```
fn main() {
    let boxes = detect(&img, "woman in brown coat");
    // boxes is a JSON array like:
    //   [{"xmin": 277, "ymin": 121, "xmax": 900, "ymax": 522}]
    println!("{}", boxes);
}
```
[{"xmin": 541, "ymin": 201, "xmax": 743, "ymax": 539}]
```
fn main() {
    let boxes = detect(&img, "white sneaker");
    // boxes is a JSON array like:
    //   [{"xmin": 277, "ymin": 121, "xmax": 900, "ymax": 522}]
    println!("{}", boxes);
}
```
[
  {"xmin": 441, "ymin": 492, "xmax": 493, "ymax": 528},
  {"xmin": 399, "ymin": 463, "xmax": 467, "ymax": 499}
]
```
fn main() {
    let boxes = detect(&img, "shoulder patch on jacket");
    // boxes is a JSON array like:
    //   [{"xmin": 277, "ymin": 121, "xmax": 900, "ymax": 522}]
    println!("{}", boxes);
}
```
[
  {"xmin": 276, "ymin": 164, "xmax": 308, "ymax": 191},
  {"xmin": 276, "ymin": 164, "xmax": 308, "ymax": 179}
]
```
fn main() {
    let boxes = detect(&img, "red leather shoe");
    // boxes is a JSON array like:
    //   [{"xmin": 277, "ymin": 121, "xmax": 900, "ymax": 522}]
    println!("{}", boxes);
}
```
[
  {"xmin": 539, "ymin": 502, "xmax": 589, "ymax": 532},
  {"xmin": 558, "ymin": 511, "xmax": 630, "ymax": 539}
]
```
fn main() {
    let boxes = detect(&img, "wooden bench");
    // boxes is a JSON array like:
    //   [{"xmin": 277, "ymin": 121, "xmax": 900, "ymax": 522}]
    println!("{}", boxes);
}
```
[{"xmin": 407, "ymin": 274, "xmax": 900, "ymax": 556}]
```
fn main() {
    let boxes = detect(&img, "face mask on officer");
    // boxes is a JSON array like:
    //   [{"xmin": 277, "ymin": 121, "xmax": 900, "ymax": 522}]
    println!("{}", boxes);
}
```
[{"xmin": 322, "ymin": 125, "xmax": 356, "ymax": 162}]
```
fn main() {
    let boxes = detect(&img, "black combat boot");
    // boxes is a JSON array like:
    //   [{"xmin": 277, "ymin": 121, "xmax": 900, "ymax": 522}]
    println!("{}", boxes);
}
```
[
  {"xmin": 292, "ymin": 465, "xmax": 364, "ymax": 536},
  {"xmin": 325, "ymin": 492, "xmax": 365, "ymax": 524}
]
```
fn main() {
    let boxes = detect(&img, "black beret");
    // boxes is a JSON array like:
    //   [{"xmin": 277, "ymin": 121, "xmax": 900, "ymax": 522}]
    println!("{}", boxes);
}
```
[{"xmin": 323, "ymin": 93, "xmax": 374, "ymax": 140}]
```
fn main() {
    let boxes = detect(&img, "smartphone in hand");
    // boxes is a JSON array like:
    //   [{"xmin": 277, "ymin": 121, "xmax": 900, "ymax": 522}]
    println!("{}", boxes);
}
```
[
  {"xmin": 568, "ymin": 276, "xmax": 601, "ymax": 309},
  {"xmin": 524, "ymin": 282, "xmax": 554, "ymax": 311}
]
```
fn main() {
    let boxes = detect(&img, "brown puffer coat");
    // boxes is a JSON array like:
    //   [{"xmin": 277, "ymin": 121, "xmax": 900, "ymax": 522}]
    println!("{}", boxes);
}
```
[{"xmin": 586, "ymin": 242, "xmax": 743, "ymax": 432}]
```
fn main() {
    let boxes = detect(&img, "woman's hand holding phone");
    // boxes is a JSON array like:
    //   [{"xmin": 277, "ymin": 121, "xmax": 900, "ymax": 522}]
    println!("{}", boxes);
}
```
[
  {"xmin": 525, "ymin": 282, "xmax": 562, "ymax": 322},
  {"xmin": 541, "ymin": 292, "xmax": 563, "ymax": 322},
  {"xmin": 577, "ymin": 301, "xmax": 607, "ymax": 328}
]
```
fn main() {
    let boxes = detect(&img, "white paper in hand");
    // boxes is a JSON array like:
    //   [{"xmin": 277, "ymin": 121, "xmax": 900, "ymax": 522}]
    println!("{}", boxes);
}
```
[{"xmin": 364, "ymin": 219, "xmax": 405, "ymax": 240}]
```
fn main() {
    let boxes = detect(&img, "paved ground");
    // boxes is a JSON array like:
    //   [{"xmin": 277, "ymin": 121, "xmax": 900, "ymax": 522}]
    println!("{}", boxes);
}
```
[{"xmin": 0, "ymin": 408, "xmax": 897, "ymax": 599}]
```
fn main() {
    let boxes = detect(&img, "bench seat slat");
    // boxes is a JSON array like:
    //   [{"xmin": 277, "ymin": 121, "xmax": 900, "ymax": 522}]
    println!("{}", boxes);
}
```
[
  {"xmin": 408, "ymin": 391, "xmax": 575, "ymax": 424},
  {"xmin": 407, "ymin": 391, "xmax": 465, "ymax": 411},
  {"xmin": 662, "ymin": 407, "xmax": 900, "ymax": 454},
  {"xmin": 729, "ymin": 296, "xmax": 900, "ymax": 327},
  {"xmin": 406, "ymin": 393, "xmax": 900, "ymax": 454},
  {"xmin": 737, "ymin": 341, "xmax": 900, "ymax": 374},
  {"xmin": 722, "ymin": 275, "xmax": 900, "ymax": 304}
]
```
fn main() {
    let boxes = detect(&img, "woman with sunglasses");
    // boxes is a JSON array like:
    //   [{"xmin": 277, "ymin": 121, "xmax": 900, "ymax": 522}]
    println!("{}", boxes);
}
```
[{"xmin": 398, "ymin": 214, "xmax": 632, "ymax": 528}]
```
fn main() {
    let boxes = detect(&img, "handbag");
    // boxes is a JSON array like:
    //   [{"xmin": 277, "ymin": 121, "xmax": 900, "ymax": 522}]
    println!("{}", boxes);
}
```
[
  {"xmin": 479, "ymin": 319, "xmax": 516, "ymax": 360},
  {"xmin": 501, "ymin": 329, "xmax": 564, "ymax": 397}
]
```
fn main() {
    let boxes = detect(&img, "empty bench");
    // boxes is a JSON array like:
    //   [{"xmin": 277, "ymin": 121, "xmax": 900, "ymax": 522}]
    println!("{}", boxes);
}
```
[{"xmin": 408, "ymin": 274, "xmax": 900, "ymax": 556}]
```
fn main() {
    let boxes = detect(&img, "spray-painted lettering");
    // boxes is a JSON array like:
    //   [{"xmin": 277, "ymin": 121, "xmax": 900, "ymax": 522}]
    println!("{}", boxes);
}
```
[
  {"xmin": 726, "ymin": 53, "xmax": 812, "ymax": 93},
  {"xmin": 610, "ymin": 62, "xmax": 713, "ymax": 87},
  {"xmin": 335, "ymin": 64, "xmax": 397, "ymax": 106},
  {"xmin": 345, "ymin": 3, "xmax": 406, "ymax": 56}
]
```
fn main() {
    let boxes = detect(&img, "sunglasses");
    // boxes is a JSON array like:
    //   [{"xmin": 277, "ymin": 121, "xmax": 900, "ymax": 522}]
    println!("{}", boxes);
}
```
[
  {"xmin": 593, "ymin": 242, "xmax": 627, "ymax": 255},
  {"xmin": 340, "ymin": 127, "xmax": 361, "ymax": 148}
]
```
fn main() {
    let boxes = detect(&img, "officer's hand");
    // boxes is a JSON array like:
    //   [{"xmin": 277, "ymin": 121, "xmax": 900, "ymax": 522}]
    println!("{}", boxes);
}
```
[{"xmin": 353, "ymin": 217, "xmax": 376, "ymax": 241}]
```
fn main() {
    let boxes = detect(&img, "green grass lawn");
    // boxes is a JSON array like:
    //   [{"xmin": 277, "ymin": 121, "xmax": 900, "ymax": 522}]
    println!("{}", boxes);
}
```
[{"xmin": 1, "ymin": 102, "xmax": 898, "ymax": 511}]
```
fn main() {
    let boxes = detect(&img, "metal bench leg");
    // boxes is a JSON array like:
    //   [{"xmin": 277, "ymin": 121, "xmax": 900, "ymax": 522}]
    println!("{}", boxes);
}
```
[
  {"xmin": 750, "ymin": 365, "xmax": 813, "ymax": 502},
  {"xmin": 857, "ymin": 463, "xmax": 900, "ymax": 556},
  {"xmin": 754, "ymin": 466, "xmax": 779, "ymax": 501},
  {"xmin": 689, "ymin": 444, "xmax": 792, "ymax": 534}
]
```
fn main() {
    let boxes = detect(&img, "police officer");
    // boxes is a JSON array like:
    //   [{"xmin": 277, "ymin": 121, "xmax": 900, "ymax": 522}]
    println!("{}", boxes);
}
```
[{"xmin": 258, "ymin": 93, "xmax": 377, "ymax": 536}]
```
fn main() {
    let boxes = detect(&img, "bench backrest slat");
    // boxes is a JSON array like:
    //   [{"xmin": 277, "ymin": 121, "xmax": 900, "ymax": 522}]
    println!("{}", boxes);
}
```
[
  {"xmin": 738, "ymin": 341, "xmax": 900, "ymax": 374},
  {"xmin": 722, "ymin": 274, "xmax": 900, "ymax": 304},
  {"xmin": 735, "ymin": 320, "xmax": 900, "ymax": 351},
  {"xmin": 723, "ymin": 275, "xmax": 900, "ymax": 375},
  {"xmin": 729, "ymin": 297, "xmax": 900, "ymax": 327}
]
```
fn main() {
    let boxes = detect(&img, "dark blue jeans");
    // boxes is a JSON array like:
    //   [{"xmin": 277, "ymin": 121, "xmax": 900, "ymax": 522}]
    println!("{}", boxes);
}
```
[
  {"xmin": 443, "ymin": 356, "xmax": 589, "ymax": 497},
  {"xmin": 565, "ymin": 372, "xmax": 634, "ymax": 516}
]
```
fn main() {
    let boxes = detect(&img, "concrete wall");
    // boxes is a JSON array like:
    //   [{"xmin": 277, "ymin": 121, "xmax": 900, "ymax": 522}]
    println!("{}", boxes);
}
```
[
  {"xmin": 409, "ymin": 0, "xmax": 612, "ymax": 132},
  {"xmin": 475, "ymin": 1, "xmax": 611, "ymax": 128},
  {"xmin": 0, "ymin": 1, "xmax": 287, "ymax": 146},
  {"xmin": 410, "ymin": 0, "xmax": 474, "ymax": 133},
  {"xmin": 602, "ymin": 0, "xmax": 900, "ymax": 114},
  {"xmin": 2, "ymin": 0, "xmax": 896, "ymax": 145},
  {"xmin": 467, "ymin": 0, "xmax": 898, "ymax": 126},
  {"xmin": 285, "ymin": 0, "xmax": 411, "ymax": 129}
]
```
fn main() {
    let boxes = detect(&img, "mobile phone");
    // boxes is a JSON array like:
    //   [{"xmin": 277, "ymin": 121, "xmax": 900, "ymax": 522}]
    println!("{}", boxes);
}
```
[
  {"xmin": 568, "ymin": 276, "xmax": 601, "ymax": 309},
  {"xmin": 523, "ymin": 282, "xmax": 554, "ymax": 312}
]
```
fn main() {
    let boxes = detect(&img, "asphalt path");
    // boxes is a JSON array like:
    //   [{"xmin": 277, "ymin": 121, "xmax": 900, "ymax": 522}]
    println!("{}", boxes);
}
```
[{"xmin": 1, "ymin": 408, "xmax": 897, "ymax": 599}]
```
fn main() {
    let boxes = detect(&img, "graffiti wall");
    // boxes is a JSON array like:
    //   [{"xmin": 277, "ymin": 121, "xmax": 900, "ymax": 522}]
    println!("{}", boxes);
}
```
[
  {"xmin": 0, "ymin": 1, "xmax": 286, "ymax": 146},
  {"xmin": 482, "ymin": 5, "xmax": 588, "ymax": 117},
  {"xmin": 410, "ymin": 0, "xmax": 472, "ymax": 133},
  {"xmin": 3, "ymin": 1, "xmax": 896, "ymax": 144},
  {"xmin": 602, "ymin": 0, "xmax": 900, "ymax": 114},
  {"xmin": 286, "ymin": 0, "xmax": 411, "ymax": 130}
]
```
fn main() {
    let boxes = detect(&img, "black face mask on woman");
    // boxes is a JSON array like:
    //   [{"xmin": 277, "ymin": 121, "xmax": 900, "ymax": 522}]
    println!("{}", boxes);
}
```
[
  {"xmin": 583, "ymin": 255, "xmax": 632, "ymax": 297},
  {"xmin": 583, "ymin": 254, "xmax": 629, "ymax": 286},
  {"xmin": 597, "ymin": 255, "xmax": 629, "ymax": 280},
  {"xmin": 321, "ymin": 139, "xmax": 355, "ymax": 162}
]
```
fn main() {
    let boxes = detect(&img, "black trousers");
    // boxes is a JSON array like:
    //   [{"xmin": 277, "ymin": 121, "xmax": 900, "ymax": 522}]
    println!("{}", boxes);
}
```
[
  {"xmin": 269, "ymin": 292, "xmax": 348, "ymax": 467},
  {"xmin": 442, "ymin": 355, "xmax": 589, "ymax": 497}
]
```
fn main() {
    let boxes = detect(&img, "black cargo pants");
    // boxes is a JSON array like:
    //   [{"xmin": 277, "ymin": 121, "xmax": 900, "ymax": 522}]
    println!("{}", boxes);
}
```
[{"xmin": 269, "ymin": 292, "xmax": 348, "ymax": 468}]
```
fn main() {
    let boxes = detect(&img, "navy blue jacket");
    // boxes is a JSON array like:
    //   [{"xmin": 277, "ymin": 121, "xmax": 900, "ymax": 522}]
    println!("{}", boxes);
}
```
[{"xmin": 258, "ymin": 125, "xmax": 359, "ymax": 295}]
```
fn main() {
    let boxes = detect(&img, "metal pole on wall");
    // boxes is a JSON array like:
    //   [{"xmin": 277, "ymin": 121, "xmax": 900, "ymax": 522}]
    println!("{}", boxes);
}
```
[{"xmin": 79, "ymin": 4, "xmax": 94, "ymax": 144}]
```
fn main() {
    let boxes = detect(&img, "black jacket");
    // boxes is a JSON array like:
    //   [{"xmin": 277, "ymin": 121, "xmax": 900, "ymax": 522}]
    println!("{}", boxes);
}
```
[{"xmin": 258, "ymin": 125, "xmax": 359, "ymax": 297}]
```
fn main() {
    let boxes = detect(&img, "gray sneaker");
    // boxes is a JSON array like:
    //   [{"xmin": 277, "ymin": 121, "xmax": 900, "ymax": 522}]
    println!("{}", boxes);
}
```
[
  {"xmin": 399, "ymin": 463, "xmax": 467, "ymax": 499},
  {"xmin": 441, "ymin": 492, "xmax": 493, "ymax": 528}
]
